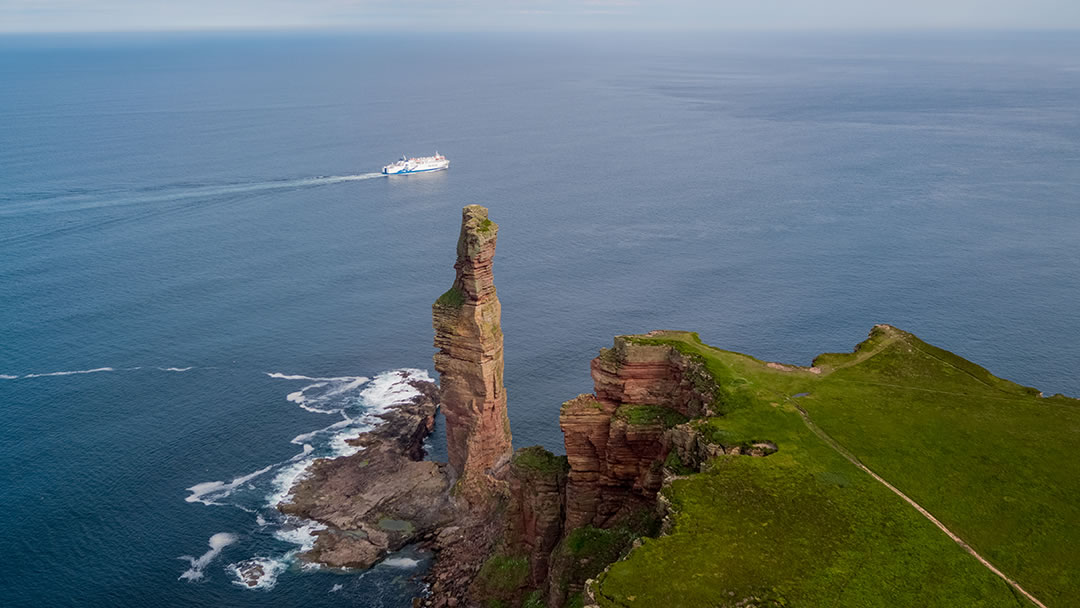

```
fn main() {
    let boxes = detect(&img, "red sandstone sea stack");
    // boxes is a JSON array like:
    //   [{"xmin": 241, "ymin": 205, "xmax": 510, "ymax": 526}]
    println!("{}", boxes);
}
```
[{"xmin": 433, "ymin": 205, "xmax": 513, "ymax": 500}]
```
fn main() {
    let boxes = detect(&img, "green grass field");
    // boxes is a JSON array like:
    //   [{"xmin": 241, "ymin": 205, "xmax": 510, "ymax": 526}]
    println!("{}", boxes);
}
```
[{"xmin": 592, "ymin": 327, "xmax": 1078, "ymax": 607}]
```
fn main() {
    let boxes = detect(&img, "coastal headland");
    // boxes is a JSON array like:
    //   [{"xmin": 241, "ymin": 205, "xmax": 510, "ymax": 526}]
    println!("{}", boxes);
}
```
[{"xmin": 277, "ymin": 206, "xmax": 1080, "ymax": 608}]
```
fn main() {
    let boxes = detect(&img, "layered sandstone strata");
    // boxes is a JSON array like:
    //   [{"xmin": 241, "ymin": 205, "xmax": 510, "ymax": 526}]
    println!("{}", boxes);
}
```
[
  {"xmin": 505, "ymin": 446, "xmax": 569, "ymax": 587},
  {"xmin": 432, "ymin": 205, "xmax": 513, "ymax": 495},
  {"xmin": 591, "ymin": 336, "xmax": 718, "ymax": 418},
  {"xmin": 561, "ymin": 336, "xmax": 720, "ymax": 530}
]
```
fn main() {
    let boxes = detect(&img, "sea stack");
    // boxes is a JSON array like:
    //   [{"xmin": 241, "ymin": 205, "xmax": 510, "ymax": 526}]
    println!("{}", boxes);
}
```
[{"xmin": 433, "ymin": 205, "xmax": 513, "ymax": 499}]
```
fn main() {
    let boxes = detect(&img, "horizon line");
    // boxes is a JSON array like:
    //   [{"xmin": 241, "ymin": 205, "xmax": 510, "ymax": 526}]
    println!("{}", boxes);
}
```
[{"xmin": 3, "ymin": 25, "xmax": 1080, "ymax": 36}]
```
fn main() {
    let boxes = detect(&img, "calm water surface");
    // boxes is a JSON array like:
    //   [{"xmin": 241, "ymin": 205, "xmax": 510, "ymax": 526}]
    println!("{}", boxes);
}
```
[{"xmin": 1, "ymin": 31, "xmax": 1078, "ymax": 607}]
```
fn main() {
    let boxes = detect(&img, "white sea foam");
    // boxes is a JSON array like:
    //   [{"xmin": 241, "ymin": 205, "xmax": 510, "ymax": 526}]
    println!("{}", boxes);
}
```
[
  {"xmin": 382, "ymin": 557, "xmax": 420, "ymax": 569},
  {"xmin": 291, "ymin": 418, "xmax": 352, "ymax": 445},
  {"xmin": 269, "ymin": 373, "xmax": 371, "ymax": 414},
  {"xmin": 267, "ymin": 459, "xmax": 312, "ymax": 507},
  {"xmin": 229, "ymin": 556, "xmax": 290, "ymax": 590},
  {"xmin": 23, "ymin": 367, "xmax": 114, "ymax": 378},
  {"xmin": 186, "ymin": 465, "xmax": 274, "ymax": 506},
  {"xmin": 226, "ymin": 519, "xmax": 325, "ymax": 590},
  {"xmin": 358, "ymin": 368, "xmax": 430, "ymax": 414},
  {"xmin": 274, "ymin": 518, "xmax": 325, "ymax": 552},
  {"xmin": 330, "ymin": 583, "xmax": 344, "ymax": 593},
  {"xmin": 266, "ymin": 372, "xmax": 365, "ymax": 382},
  {"xmin": 185, "ymin": 368, "xmax": 433, "ymax": 592},
  {"xmin": 13, "ymin": 366, "xmax": 197, "ymax": 380},
  {"xmin": 178, "ymin": 532, "xmax": 237, "ymax": 581}
]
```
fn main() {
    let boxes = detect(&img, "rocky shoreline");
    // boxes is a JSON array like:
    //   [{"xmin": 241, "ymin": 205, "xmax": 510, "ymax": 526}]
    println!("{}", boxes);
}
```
[{"xmin": 277, "ymin": 374, "xmax": 454, "ymax": 570}]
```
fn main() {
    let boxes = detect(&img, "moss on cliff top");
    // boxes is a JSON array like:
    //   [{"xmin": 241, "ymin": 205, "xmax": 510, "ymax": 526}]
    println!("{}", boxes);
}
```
[
  {"xmin": 623, "ymin": 332, "xmax": 755, "ymax": 415},
  {"xmin": 511, "ymin": 445, "xmax": 569, "ymax": 477},
  {"xmin": 614, "ymin": 404, "xmax": 687, "ymax": 428},
  {"xmin": 560, "ymin": 394, "xmax": 604, "ymax": 412},
  {"xmin": 473, "ymin": 553, "xmax": 529, "ymax": 599},
  {"xmin": 434, "ymin": 284, "xmax": 465, "ymax": 309}
]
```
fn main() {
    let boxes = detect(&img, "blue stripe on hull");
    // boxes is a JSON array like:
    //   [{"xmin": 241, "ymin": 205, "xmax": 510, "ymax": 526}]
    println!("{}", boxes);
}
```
[{"xmin": 383, "ymin": 166, "xmax": 448, "ymax": 175}]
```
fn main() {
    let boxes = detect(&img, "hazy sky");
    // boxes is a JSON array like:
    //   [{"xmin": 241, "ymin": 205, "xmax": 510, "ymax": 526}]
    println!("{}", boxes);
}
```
[{"xmin": 1, "ymin": 0, "xmax": 1078, "ymax": 33}]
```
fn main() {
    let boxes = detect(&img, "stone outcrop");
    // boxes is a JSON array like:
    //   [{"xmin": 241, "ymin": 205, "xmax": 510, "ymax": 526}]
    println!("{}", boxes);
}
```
[
  {"xmin": 591, "ymin": 335, "xmax": 719, "ymax": 419},
  {"xmin": 277, "ymin": 374, "xmax": 453, "ymax": 570},
  {"xmin": 561, "ymin": 336, "xmax": 719, "ymax": 530},
  {"xmin": 505, "ymin": 446, "xmax": 569, "ymax": 587},
  {"xmin": 433, "ymin": 205, "xmax": 513, "ymax": 498}
]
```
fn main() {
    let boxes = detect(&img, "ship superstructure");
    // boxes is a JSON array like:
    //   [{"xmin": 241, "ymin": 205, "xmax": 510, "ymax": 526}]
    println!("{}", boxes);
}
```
[{"xmin": 382, "ymin": 152, "xmax": 450, "ymax": 175}]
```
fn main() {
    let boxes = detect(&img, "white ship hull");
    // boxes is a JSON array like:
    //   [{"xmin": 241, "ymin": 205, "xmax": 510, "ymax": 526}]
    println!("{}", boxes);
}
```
[{"xmin": 382, "ymin": 153, "xmax": 450, "ymax": 175}]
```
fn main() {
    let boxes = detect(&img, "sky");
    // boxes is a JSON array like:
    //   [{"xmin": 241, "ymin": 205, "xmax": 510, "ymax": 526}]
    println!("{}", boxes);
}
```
[{"xmin": 1, "ymin": 0, "xmax": 1078, "ymax": 33}]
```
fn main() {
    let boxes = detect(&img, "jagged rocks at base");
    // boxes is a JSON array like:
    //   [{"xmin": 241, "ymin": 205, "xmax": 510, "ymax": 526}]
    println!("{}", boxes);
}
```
[
  {"xmin": 422, "ymin": 512, "xmax": 506, "ymax": 607},
  {"xmin": 421, "ymin": 447, "xmax": 569, "ymax": 608},
  {"xmin": 277, "ymin": 376, "xmax": 453, "ymax": 570},
  {"xmin": 433, "ymin": 204, "xmax": 513, "ymax": 503}
]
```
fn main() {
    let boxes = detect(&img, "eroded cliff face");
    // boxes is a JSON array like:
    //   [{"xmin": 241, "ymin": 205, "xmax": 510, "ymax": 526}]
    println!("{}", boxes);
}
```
[
  {"xmin": 561, "ymin": 336, "xmax": 718, "ymax": 530},
  {"xmin": 505, "ymin": 447, "xmax": 569, "ymax": 587},
  {"xmin": 433, "ymin": 205, "xmax": 513, "ymax": 498},
  {"xmin": 592, "ymin": 337, "xmax": 718, "ymax": 419}
]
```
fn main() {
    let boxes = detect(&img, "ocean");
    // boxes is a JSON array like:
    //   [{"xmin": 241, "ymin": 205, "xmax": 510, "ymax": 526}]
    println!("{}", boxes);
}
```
[{"xmin": 1, "ymin": 30, "xmax": 1078, "ymax": 607}]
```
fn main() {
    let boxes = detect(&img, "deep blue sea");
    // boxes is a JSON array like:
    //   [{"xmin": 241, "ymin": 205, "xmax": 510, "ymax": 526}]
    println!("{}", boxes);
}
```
[{"xmin": 1, "ymin": 30, "xmax": 1078, "ymax": 607}]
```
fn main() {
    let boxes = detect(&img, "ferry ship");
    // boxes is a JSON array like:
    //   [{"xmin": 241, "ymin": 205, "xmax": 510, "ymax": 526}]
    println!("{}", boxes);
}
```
[{"xmin": 382, "ymin": 152, "xmax": 450, "ymax": 175}]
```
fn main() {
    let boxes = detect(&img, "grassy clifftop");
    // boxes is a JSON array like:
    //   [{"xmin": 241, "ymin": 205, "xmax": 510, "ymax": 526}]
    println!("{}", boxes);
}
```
[{"xmin": 592, "ymin": 326, "xmax": 1079, "ymax": 607}]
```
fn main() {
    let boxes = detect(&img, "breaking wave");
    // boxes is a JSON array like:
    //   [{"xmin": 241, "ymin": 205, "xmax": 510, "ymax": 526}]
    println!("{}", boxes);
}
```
[
  {"xmin": 182, "ymin": 368, "xmax": 432, "ymax": 590},
  {"xmin": 185, "ymin": 465, "xmax": 275, "ymax": 507},
  {"xmin": 23, "ymin": 367, "xmax": 115, "ymax": 378},
  {"xmin": 381, "ymin": 557, "xmax": 420, "ymax": 569}
]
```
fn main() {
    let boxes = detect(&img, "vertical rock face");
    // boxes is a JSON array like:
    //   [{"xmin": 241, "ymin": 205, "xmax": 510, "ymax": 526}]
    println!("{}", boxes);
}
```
[
  {"xmin": 561, "ymin": 336, "xmax": 717, "ymax": 530},
  {"xmin": 433, "ymin": 205, "xmax": 513, "ymax": 493},
  {"xmin": 591, "ymin": 337, "xmax": 717, "ymax": 419},
  {"xmin": 505, "ymin": 446, "xmax": 569, "ymax": 587},
  {"xmin": 560, "ymin": 394, "xmax": 619, "ymax": 531}
]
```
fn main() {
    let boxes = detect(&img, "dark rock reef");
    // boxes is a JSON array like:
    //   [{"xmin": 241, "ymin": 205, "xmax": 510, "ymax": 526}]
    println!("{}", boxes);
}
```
[{"xmin": 278, "ymin": 375, "xmax": 453, "ymax": 569}]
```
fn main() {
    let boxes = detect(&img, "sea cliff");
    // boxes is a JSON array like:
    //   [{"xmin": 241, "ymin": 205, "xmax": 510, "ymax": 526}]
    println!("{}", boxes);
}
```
[{"xmin": 278, "ymin": 207, "xmax": 1080, "ymax": 608}]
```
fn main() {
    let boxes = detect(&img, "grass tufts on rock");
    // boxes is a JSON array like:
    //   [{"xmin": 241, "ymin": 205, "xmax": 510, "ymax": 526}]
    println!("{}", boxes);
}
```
[
  {"xmin": 614, "ymin": 404, "xmax": 688, "ymax": 428},
  {"xmin": 474, "ymin": 553, "xmax": 529, "ymax": 597},
  {"xmin": 522, "ymin": 590, "xmax": 545, "ymax": 608},
  {"xmin": 435, "ymin": 284, "xmax": 465, "ymax": 309},
  {"xmin": 512, "ymin": 445, "xmax": 569, "ymax": 477}
]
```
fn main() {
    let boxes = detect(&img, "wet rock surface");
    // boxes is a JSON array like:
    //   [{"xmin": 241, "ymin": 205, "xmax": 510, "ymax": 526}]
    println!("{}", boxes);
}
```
[{"xmin": 278, "ymin": 376, "xmax": 454, "ymax": 569}]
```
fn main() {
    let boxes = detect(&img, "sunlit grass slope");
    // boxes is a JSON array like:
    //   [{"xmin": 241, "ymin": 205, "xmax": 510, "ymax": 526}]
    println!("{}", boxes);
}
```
[{"xmin": 593, "ymin": 327, "xmax": 1078, "ymax": 607}]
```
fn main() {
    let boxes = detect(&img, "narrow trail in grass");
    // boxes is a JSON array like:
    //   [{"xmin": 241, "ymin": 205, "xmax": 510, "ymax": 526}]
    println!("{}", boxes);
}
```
[{"xmin": 787, "ymin": 396, "xmax": 1048, "ymax": 608}]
